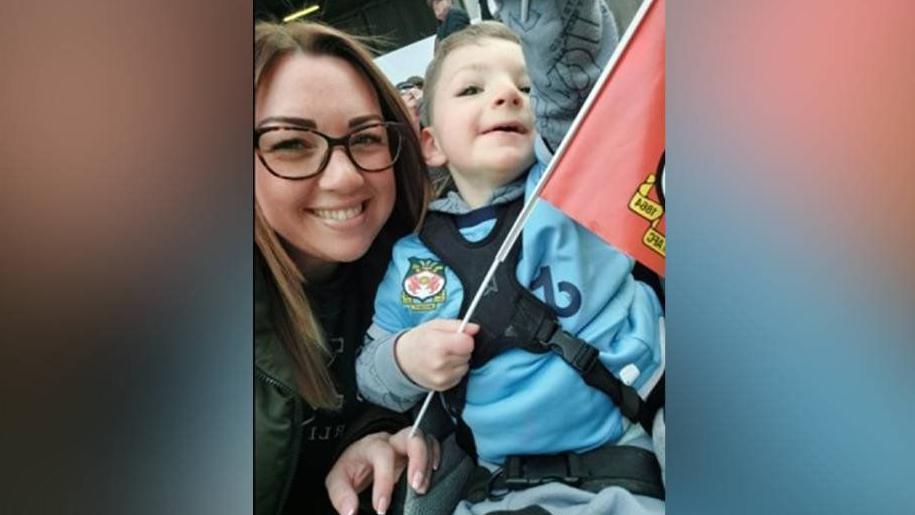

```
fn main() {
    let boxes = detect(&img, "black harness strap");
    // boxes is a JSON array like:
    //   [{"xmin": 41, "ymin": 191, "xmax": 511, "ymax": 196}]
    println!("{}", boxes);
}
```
[
  {"xmin": 419, "ymin": 198, "xmax": 664, "ymax": 449},
  {"xmin": 419, "ymin": 200, "xmax": 533, "ymax": 364},
  {"xmin": 462, "ymin": 444, "xmax": 665, "ymax": 503},
  {"xmin": 534, "ymin": 318, "xmax": 661, "ymax": 433},
  {"xmin": 419, "ymin": 200, "xmax": 527, "ymax": 457}
]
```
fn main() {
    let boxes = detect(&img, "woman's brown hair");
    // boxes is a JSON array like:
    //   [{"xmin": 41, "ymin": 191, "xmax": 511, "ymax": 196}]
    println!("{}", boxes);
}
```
[{"xmin": 255, "ymin": 21, "xmax": 431, "ymax": 409}]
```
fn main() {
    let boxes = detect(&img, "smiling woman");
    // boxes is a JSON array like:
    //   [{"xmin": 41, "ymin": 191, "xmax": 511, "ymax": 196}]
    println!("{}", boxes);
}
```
[
  {"xmin": 254, "ymin": 21, "xmax": 437, "ymax": 515},
  {"xmin": 255, "ymin": 51, "xmax": 400, "ymax": 274}
]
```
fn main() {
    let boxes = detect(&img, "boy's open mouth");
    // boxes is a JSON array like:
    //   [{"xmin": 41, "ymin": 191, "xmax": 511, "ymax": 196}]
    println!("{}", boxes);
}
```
[{"xmin": 482, "ymin": 122, "xmax": 528, "ymax": 135}]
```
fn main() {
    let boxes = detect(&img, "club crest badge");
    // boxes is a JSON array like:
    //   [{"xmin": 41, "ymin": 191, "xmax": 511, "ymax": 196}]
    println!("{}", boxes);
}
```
[
  {"xmin": 627, "ymin": 154, "xmax": 666, "ymax": 258},
  {"xmin": 401, "ymin": 257, "xmax": 447, "ymax": 312}
]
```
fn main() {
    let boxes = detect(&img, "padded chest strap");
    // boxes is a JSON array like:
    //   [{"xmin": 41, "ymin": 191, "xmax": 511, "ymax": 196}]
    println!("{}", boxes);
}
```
[{"xmin": 419, "ymin": 199, "xmax": 536, "ymax": 367}]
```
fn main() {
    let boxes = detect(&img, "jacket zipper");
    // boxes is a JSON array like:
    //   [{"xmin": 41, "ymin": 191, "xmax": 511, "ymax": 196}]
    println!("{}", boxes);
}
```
[{"xmin": 256, "ymin": 369, "xmax": 305, "ymax": 515}]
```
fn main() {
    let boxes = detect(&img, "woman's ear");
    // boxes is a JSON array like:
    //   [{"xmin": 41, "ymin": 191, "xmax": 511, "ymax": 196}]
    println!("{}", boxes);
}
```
[{"xmin": 421, "ymin": 127, "xmax": 447, "ymax": 168}]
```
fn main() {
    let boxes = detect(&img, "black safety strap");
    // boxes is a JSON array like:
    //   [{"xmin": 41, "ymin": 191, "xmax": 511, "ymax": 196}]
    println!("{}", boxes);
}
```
[
  {"xmin": 420, "ymin": 200, "xmax": 527, "ymax": 365},
  {"xmin": 532, "ymin": 318, "xmax": 661, "ymax": 435},
  {"xmin": 463, "ymin": 444, "xmax": 665, "ymax": 503},
  {"xmin": 444, "ymin": 379, "xmax": 478, "ymax": 459},
  {"xmin": 419, "ymin": 201, "xmax": 526, "ymax": 460}
]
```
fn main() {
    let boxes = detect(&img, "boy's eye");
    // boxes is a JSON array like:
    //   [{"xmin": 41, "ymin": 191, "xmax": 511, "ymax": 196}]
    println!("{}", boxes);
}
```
[{"xmin": 457, "ymin": 85, "xmax": 481, "ymax": 96}]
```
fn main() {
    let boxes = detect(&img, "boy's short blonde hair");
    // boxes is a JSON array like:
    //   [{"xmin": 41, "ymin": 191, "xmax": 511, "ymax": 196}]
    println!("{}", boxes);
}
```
[{"xmin": 420, "ymin": 21, "xmax": 521, "ymax": 127}]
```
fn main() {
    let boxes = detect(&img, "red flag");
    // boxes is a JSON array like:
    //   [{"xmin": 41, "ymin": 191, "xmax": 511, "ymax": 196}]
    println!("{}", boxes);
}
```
[{"xmin": 541, "ymin": 0, "xmax": 665, "ymax": 276}]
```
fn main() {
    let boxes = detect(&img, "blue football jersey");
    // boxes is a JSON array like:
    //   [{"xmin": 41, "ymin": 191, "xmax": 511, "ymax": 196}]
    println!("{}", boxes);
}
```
[{"xmin": 372, "ymin": 162, "xmax": 664, "ymax": 464}]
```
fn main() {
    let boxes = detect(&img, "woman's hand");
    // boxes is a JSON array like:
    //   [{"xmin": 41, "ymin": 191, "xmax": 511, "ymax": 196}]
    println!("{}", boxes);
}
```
[
  {"xmin": 395, "ymin": 319, "xmax": 479, "ymax": 391},
  {"xmin": 325, "ymin": 427, "xmax": 441, "ymax": 515}
]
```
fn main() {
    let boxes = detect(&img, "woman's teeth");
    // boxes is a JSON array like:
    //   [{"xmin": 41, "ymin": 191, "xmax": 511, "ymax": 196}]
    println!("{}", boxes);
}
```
[{"xmin": 313, "ymin": 205, "xmax": 363, "ymax": 221}]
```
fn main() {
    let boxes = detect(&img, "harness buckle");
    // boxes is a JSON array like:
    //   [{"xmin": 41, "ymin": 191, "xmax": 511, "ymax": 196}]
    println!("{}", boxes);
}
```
[
  {"xmin": 503, "ymin": 454, "xmax": 583, "ymax": 490},
  {"xmin": 544, "ymin": 324, "xmax": 599, "ymax": 374}
]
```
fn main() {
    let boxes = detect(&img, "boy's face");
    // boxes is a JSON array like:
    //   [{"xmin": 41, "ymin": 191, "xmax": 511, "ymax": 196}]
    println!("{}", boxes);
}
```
[{"xmin": 423, "ymin": 38, "xmax": 535, "ymax": 193}]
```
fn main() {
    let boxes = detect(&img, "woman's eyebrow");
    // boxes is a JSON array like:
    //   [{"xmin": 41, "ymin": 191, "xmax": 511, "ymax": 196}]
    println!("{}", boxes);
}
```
[
  {"xmin": 255, "ymin": 114, "xmax": 382, "ymax": 130},
  {"xmin": 348, "ymin": 114, "xmax": 384, "ymax": 128},
  {"xmin": 256, "ymin": 116, "xmax": 316, "ymax": 129}
]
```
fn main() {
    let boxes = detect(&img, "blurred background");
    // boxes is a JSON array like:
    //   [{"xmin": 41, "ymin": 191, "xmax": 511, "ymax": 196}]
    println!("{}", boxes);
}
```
[{"xmin": 256, "ymin": 0, "xmax": 440, "ymax": 50}]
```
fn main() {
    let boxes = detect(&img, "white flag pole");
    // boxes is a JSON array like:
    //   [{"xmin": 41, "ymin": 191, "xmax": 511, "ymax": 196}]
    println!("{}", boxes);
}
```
[{"xmin": 409, "ymin": 0, "xmax": 657, "ymax": 438}]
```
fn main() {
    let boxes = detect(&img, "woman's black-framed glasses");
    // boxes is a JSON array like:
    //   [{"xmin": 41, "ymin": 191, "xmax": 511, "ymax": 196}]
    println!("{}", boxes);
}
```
[{"xmin": 255, "ymin": 121, "xmax": 405, "ymax": 180}]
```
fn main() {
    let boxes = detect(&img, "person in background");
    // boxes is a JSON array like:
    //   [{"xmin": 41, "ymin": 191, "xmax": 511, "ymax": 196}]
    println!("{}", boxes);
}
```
[
  {"xmin": 397, "ymin": 75, "xmax": 424, "ymax": 92},
  {"xmin": 396, "ymin": 76, "xmax": 425, "ymax": 132},
  {"xmin": 255, "ymin": 20, "xmax": 439, "ymax": 515},
  {"xmin": 396, "ymin": 75, "xmax": 452, "ymax": 193},
  {"xmin": 427, "ymin": 0, "xmax": 471, "ymax": 50}
]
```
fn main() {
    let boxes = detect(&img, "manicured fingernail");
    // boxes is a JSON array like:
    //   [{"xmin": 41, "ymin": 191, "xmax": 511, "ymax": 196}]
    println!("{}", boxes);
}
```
[
  {"xmin": 342, "ymin": 501, "xmax": 356, "ymax": 515},
  {"xmin": 376, "ymin": 496, "xmax": 388, "ymax": 515},
  {"xmin": 412, "ymin": 471, "xmax": 424, "ymax": 491}
]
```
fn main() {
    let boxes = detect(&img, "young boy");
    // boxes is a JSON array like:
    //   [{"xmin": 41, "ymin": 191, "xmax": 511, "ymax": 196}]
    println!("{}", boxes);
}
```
[{"xmin": 358, "ymin": 1, "xmax": 665, "ymax": 512}]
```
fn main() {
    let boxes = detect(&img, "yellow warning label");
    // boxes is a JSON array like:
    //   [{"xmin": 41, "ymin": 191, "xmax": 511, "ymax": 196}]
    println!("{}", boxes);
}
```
[
  {"xmin": 629, "ymin": 194, "xmax": 663, "ymax": 221},
  {"xmin": 643, "ymin": 227, "xmax": 665, "ymax": 257},
  {"xmin": 629, "ymin": 174, "xmax": 664, "ymax": 221},
  {"xmin": 629, "ymin": 174, "xmax": 666, "ymax": 258}
]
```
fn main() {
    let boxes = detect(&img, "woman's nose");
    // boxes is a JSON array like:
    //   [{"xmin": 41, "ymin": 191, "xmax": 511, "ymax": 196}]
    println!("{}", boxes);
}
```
[{"xmin": 318, "ymin": 146, "xmax": 364, "ymax": 191}]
